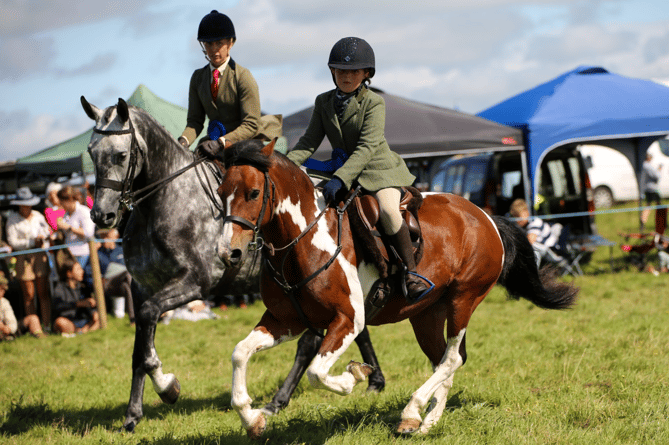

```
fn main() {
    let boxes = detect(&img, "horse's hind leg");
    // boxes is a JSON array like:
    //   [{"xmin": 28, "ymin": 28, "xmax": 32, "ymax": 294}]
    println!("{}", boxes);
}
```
[
  {"xmin": 355, "ymin": 326, "xmax": 385, "ymax": 392},
  {"xmin": 263, "ymin": 326, "xmax": 385, "ymax": 415},
  {"xmin": 262, "ymin": 329, "xmax": 322, "ymax": 415}
]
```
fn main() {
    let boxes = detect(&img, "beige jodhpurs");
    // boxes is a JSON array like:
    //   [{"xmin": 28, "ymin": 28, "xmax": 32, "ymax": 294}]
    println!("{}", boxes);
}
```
[{"xmin": 373, "ymin": 187, "xmax": 403, "ymax": 236}]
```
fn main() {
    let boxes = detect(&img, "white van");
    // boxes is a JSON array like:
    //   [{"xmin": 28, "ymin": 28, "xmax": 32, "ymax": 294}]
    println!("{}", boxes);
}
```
[{"xmin": 579, "ymin": 141, "xmax": 669, "ymax": 208}]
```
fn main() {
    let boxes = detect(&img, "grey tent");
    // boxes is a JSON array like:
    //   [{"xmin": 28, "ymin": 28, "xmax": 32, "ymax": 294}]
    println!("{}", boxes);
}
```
[{"xmin": 283, "ymin": 88, "xmax": 524, "ymax": 162}]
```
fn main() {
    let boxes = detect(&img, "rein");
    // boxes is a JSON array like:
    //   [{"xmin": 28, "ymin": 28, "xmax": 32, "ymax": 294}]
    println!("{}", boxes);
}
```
[{"xmin": 93, "ymin": 118, "xmax": 208, "ymax": 212}]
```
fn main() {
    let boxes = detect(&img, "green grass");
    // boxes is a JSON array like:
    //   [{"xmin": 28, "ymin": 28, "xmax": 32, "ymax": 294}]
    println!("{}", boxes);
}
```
[{"xmin": 2, "ymin": 204, "xmax": 668, "ymax": 444}]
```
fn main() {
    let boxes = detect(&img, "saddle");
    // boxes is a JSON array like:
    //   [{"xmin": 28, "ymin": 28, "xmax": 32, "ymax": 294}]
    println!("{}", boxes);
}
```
[{"xmin": 346, "ymin": 186, "xmax": 436, "ymax": 321}]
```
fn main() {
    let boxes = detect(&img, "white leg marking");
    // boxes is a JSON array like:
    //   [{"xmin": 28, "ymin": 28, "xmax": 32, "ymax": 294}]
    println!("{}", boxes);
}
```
[
  {"xmin": 231, "ymin": 329, "xmax": 296, "ymax": 429},
  {"xmin": 146, "ymin": 345, "xmax": 177, "ymax": 395},
  {"xmin": 401, "ymin": 328, "xmax": 466, "ymax": 430},
  {"xmin": 306, "ymin": 329, "xmax": 361, "ymax": 395}
]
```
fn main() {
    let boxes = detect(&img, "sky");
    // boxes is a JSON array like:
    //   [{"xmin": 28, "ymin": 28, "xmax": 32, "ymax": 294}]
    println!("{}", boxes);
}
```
[{"xmin": 2, "ymin": 0, "xmax": 669, "ymax": 162}]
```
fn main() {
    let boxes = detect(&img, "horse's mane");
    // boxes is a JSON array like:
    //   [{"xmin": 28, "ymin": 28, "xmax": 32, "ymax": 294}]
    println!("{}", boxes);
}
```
[
  {"xmin": 222, "ymin": 140, "xmax": 273, "ymax": 172},
  {"xmin": 125, "ymin": 105, "xmax": 186, "ymax": 156}
]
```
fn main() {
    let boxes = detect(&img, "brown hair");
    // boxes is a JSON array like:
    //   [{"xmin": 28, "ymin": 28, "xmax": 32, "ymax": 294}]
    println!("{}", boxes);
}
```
[
  {"xmin": 58, "ymin": 257, "xmax": 78, "ymax": 281},
  {"xmin": 57, "ymin": 185, "xmax": 77, "ymax": 202}
]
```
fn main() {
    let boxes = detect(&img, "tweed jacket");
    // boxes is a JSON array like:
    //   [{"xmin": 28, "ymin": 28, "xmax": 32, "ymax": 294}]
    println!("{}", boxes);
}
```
[
  {"xmin": 287, "ymin": 87, "xmax": 415, "ymax": 192},
  {"xmin": 181, "ymin": 59, "xmax": 261, "ymax": 145}
]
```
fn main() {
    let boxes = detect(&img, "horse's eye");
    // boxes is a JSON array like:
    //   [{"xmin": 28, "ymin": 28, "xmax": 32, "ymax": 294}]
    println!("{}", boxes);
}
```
[
  {"xmin": 249, "ymin": 189, "xmax": 261, "ymax": 200},
  {"xmin": 113, "ymin": 152, "xmax": 127, "ymax": 164}
]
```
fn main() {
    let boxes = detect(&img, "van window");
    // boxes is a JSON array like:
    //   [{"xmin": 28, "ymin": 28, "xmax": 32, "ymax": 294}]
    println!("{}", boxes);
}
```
[
  {"xmin": 463, "ymin": 163, "xmax": 486, "ymax": 198},
  {"xmin": 544, "ymin": 159, "xmax": 569, "ymax": 197},
  {"xmin": 448, "ymin": 165, "xmax": 466, "ymax": 195},
  {"xmin": 500, "ymin": 171, "xmax": 522, "ymax": 198},
  {"xmin": 567, "ymin": 157, "xmax": 582, "ymax": 195}
]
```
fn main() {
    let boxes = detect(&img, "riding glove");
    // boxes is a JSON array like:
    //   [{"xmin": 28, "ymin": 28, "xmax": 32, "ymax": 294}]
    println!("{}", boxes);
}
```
[
  {"xmin": 323, "ymin": 177, "xmax": 345, "ymax": 203},
  {"xmin": 198, "ymin": 138, "xmax": 224, "ymax": 159}
]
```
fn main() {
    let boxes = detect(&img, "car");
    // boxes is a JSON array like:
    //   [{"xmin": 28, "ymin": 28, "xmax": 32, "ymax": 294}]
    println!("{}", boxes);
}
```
[
  {"xmin": 579, "ymin": 140, "xmax": 669, "ymax": 208},
  {"xmin": 430, "ymin": 146, "xmax": 596, "ymax": 236}
]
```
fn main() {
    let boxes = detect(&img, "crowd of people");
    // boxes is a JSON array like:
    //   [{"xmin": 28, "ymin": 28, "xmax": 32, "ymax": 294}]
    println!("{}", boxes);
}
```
[{"xmin": 0, "ymin": 182, "xmax": 135, "ymax": 341}]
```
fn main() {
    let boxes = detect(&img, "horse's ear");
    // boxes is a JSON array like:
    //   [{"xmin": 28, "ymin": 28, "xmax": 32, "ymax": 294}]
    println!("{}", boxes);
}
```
[
  {"xmin": 81, "ymin": 95, "xmax": 102, "ymax": 122},
  {"xmin": 117, "ymin": 98, "xmax": 129, "ymax": 124},
  {"xmin": 261, "ymin": 137, "xmax": 277, "ymax": 157}
]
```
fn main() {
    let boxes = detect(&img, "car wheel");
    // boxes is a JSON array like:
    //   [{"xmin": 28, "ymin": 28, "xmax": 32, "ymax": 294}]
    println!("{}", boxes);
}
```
[{"xmin": 593, "ymin": 186, "xmax": 614, "ymax": 208}]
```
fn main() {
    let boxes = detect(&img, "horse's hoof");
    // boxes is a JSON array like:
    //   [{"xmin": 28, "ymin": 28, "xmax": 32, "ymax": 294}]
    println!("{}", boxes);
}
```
[
  {"xmin": 396, "ymin": 418, "xmax": 422, "ymax": 435},
  {"xmin": 120, "ymin": 421, "xmax": 136, "ymax": 433},
  {"xmin": 261, "ymin": 402, "xmax": 281, "ymax": 416},
  {"xmin": 347, "ymin": 360, "xmax": 374, "ymax": 382},
  {"xmin": 158, "ymin": 377, "xmax": 181, "ymax": 404},
  {"xmin": 246, "ymin": 413, "xmax": 266, "ymax": 440},
  {"xmin": 366, "ymin": 377, "xmax": 385, "ymax": 393}
]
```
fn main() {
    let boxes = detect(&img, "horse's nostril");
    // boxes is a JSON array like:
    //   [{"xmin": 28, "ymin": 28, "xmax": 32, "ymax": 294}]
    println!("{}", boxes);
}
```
[{"xmin": 229, "ymin": 249, "xmax": 243, "ymax": 265}]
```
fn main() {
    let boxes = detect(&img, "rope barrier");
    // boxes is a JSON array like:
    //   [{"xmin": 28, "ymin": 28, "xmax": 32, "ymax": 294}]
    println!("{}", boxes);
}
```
[
  {"xmin": 2, "ymin": 203, "xmax": 666, "ymax": 258},
  {"xmin": 0, "ymin": 239, "xmax": 123, "ymax": 259},
  {"xmin": 507, "ymin": 203, "xmax": 669, "ymax": 222}
]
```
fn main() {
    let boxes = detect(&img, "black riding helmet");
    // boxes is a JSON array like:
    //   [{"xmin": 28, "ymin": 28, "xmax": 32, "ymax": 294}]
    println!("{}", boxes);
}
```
[
  {"xmin": 328, "ymin": 37, "xmax": 375, "ymax": 78},
  {"xmin": 197, "ymin": 10, "xmax": 236, "ymax": 42}
]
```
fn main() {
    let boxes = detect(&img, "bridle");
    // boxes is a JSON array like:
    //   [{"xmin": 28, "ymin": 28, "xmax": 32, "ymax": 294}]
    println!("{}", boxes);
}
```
[
  {"xmin": 223, "ymin": 166, "xmax": 361, "ymax": 337},
  {"xmin": 92, "ymin": 114, "xmax": 206, "ymax": 214}
]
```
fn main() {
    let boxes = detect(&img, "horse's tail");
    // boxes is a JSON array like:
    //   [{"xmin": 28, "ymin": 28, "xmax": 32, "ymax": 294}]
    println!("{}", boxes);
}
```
[{"xmin": 492, "ymin": 215, "xmax": 578, "ymax": 310}]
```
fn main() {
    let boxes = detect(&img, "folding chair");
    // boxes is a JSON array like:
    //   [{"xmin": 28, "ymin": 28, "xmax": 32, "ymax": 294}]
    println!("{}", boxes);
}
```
[{"xmin": 620, "ymin": 208, "xmax": 667, "ymax": 270}]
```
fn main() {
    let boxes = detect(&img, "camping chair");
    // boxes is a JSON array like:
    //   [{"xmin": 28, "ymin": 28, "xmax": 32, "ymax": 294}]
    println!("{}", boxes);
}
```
[
  {"xmin": 533, "ymin": 223, "xmax": 581, "ymax": 276},
  {"xmin": 620, "ymin": 208, "xmax": 667, "ymax": 270}
]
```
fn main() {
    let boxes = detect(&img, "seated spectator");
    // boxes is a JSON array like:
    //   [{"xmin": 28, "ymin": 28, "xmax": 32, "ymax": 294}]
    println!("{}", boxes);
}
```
[
  {"xmin": 0, "ymin": 274, "xmax": 46, "ymax": 340},
  {"xmin": 85, "ymin": 228, "xmax": 135, "ymax": 324},
  {"xmin": 5, "ymin": 187, "xmax": 52, "ymax": 327},
  {"xmin": 161, "ymin": 300, "xmax": 219, "ymax": 325},
  {"xmin": 56, "ymin": 185, "xmax": 96, "ymax": 268},
  {"xmin": 52, "ymin": 257, "xmax": 99, "ymax": 335},
  {"xmin": 509, "ymin": 198, "xmax": 567, "ymax": 266}
]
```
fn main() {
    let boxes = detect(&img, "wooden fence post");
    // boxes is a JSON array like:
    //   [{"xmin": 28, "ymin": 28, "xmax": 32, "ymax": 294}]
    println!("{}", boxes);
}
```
[{"xmin": 88, "ymin": 239, "xmax": 108, "ymax": 329}]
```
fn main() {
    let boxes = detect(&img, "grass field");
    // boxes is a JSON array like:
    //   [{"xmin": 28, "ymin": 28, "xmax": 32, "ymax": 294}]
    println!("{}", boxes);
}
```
[{"xmin": 2, "ymin": 204, "xmax": 669, "ymax": 444}]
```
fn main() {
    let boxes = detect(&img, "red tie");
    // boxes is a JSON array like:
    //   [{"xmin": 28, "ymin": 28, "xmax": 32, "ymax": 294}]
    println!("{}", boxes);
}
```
[{"xmin": 211, "ymin": 69, "xmax": 220, "ymax": 100}]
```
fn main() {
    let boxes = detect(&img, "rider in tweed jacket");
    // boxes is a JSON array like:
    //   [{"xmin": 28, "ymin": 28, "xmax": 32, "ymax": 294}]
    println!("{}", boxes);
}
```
[{"xmin": 288, "ymin": 37, "xmax": 429, "ymax": 302}]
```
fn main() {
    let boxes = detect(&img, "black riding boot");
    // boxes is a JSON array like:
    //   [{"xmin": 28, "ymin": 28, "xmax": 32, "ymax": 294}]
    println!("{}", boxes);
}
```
[{"xmin": 389, "ymin": 222, "xmax": 429, "ymax": 302}]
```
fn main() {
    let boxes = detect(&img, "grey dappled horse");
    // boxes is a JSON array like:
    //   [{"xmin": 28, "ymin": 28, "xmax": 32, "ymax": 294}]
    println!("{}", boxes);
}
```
[{"xmin": 81, "ymin": 97, "xmax": 384, "ymax": 432}]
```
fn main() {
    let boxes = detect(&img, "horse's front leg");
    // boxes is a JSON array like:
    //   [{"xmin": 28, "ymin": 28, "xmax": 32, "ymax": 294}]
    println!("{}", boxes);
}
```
[
  {"xmin": 306, "ymin": 313, "xmax": 372, "ymax": 395},
  {"xmin": 122, "ymin": 277, "xmax": 208, "ymax": 431},
  {"xmin": 262, "ymin": 325, "xmax": 385, "ymax": 415},
  {"xmin": 232, "ymin": 311, "xmax": 302, "ymax": 439}
]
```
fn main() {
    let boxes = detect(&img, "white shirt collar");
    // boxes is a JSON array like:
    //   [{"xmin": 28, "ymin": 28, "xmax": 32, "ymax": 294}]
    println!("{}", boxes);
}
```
[{"xmin": 210, "ymin": 57, "xmax": 231, "ymax": 77}]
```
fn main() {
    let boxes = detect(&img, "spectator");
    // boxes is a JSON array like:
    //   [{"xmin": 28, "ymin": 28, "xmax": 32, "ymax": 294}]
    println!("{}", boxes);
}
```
[
  {"xmin": 44, "ymin": 182, "xmax": 65, "ymax": 233},
  {"xmin": 509, "ymin": 198, "xmax": 567, "ymax": 266},
  {"xmin": 85, "ymin": 228, "xmax": 135, "ymax": 323},
  {"xmin": 640, "ymin": 152, "xmax": 662, "ymax": 231},
  {"xmin": 0, "ymin": 274, "xmax": 46, "ymax": 340},
  {"xmin": 84, "ymin": 180, "xmax": 94, "ymax": 209},
  {"xmin": 5, "ymin": 187, "xmax": 52, "ymax": 327},
  {"xmin": 56, "ymin": 185, "xmax": 96, "ymax": 268},
  {"xmin": 52, "ymin": 257, "xmax": 99, "ymax": 335}
]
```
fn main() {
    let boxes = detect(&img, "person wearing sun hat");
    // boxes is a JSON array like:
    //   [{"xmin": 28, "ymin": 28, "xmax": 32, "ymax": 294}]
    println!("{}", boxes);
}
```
[{"xmin": 5, "ymin": 187, "xmax": 52, "ymax": 327}]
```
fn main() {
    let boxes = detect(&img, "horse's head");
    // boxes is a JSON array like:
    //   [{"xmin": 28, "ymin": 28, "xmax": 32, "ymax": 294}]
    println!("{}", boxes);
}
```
[
  {"xmin": 81, "ymin": 96, "xmax": 143, "ymax": 228},
  {"xmin": 216, "ymin": 139, "xmax": 277, "ymax": 267}
]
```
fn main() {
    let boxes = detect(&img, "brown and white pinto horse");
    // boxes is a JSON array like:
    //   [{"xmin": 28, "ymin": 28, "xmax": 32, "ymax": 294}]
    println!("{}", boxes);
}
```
[{"xmin": 216, "ymin": 139, "xmax": 578, "ymax": 438}]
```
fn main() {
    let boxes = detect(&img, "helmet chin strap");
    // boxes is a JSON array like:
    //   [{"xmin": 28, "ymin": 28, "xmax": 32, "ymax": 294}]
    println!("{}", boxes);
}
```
[{"xmin": 199, "ymin": 42, "xmax": 211, "ymax": 63}]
